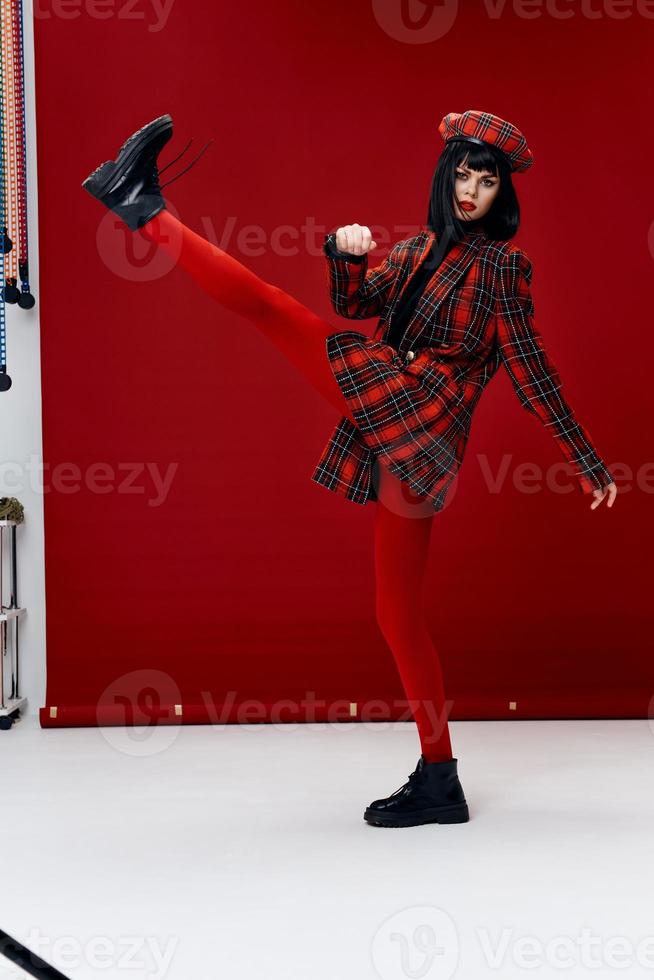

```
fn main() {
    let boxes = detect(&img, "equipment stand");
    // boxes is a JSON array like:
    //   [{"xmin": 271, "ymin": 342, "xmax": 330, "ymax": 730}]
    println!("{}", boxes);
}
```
[{"xmin": 0, "ymin": 519, "xmax": 27, "ymax": 729}]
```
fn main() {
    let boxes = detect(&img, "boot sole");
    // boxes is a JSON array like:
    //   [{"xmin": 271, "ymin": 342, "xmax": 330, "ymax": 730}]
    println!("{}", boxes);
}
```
[
  {"xmin": 81, "ymin": 113, "xmax": 173, "ymax": 200},
  {"xmin": 363, "ymin": 801, "xmax": 469, "ymax": 827}
]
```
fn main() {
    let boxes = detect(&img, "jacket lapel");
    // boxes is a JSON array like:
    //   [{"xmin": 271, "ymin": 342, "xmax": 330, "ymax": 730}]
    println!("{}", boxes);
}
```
[{"xmin": 387, "ymin": 231, "xmax": 484, "ymax": 352}]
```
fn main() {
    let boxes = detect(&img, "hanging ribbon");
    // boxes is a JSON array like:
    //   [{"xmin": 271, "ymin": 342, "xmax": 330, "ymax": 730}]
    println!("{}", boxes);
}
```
[
  {"xmin": 13, "ymin": 0, "xmax": 33, "ymax": 308},
  {"xmin": 0, "ymin": 0, "xmax": 36, "ymax": 391}
]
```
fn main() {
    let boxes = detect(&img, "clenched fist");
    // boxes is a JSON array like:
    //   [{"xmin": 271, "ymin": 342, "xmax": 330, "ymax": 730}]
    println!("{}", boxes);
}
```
[{"xmin": 335, "ymin": 223, "xmax": 378, "ymax": 256}]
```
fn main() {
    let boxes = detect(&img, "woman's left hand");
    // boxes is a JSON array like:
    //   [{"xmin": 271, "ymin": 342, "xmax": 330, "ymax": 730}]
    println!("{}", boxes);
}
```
[{"xmin": 590, "ymin": 482, "xmax": 617, "ymax": 509}]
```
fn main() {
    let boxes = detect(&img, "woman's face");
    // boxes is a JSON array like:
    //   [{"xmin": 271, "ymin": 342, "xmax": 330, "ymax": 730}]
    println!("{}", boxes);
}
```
[{"xmin": 453, "ymin": 154, "xmax": 500, "ymax": 221}]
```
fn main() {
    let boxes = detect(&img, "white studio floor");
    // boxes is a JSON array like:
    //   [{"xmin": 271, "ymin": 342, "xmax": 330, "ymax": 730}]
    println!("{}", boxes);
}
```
[{"xmin": 1, "ymin": 715, "xmax": 653, "ymax": 980}]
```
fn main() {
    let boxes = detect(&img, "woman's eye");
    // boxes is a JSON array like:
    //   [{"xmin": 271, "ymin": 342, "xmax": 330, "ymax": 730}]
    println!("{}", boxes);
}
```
[{"xmin": 457, "ymin": 172, "xmax": 495, "ymax": 186}]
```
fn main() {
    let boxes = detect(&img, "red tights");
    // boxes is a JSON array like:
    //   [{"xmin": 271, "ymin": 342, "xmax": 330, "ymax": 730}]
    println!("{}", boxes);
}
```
[{"xmin": 140, "ymin": 210, "xmax": 454, "ymax": 762}]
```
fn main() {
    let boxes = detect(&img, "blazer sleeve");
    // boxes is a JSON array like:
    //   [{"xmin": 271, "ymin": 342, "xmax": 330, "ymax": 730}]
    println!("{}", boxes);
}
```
[
  {"xmin": 494, "ymin": 246, "xmax": 614, "ymax": 495},
  {"xmin": 323, "ymin": 232, "xmax": 402, "ymax": 319}
]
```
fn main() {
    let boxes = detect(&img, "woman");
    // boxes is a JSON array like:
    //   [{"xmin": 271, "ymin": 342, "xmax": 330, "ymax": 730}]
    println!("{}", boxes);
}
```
[{"xmin": 82, "ymin": 110, "xmax": 617, "ymax": 829}]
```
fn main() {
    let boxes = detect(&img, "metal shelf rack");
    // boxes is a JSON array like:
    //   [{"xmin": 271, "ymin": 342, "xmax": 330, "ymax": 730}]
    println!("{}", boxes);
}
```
[{"xmin": 0, "ymin": 519, "xmax": 27, "ymax": 729}]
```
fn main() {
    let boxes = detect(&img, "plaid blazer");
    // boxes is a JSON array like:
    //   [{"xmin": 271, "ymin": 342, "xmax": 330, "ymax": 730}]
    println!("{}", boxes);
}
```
[{"xmin": 311, "ymin": 226, "xmax": 614, "ymax": 511}]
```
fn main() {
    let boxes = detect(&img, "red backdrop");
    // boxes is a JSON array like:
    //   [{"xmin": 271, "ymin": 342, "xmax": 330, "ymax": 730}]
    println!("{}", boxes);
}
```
[{"xmin": 34, "ymin": 1, "xmax": 651, "ymax": 726}]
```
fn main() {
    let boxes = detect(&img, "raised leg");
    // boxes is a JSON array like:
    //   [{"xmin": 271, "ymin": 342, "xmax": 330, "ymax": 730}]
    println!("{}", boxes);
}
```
[{"xmin": 139, "ymin": 210, "xmax": 358, "ymax": 423}]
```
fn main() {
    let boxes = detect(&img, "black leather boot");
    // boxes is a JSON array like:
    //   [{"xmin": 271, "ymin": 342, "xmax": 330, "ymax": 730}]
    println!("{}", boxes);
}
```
[
  {"xmin": 364, "ymin": 755, "xmax": 469, "ymax": 827},
  {"xmin": 81, "ymin": 114, "xmax": 213, "ymax": 231}
]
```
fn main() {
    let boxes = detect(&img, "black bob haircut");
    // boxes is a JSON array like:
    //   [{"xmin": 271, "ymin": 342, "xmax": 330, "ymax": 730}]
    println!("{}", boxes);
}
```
[{"xmin": 426, "ymin": 139, "xmax": 520, "ymax": 244}]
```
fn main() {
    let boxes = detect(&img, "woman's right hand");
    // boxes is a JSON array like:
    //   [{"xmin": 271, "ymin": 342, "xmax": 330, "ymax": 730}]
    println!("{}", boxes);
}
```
[{"xmin": 335, "ymin": 223, "xmax": 377, "ymax": 256}]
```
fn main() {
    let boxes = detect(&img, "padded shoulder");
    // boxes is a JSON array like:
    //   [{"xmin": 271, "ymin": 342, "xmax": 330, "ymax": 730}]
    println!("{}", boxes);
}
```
[{"xmin": 492, "ymin": 241, "xmax": 533, "ymax": 285}]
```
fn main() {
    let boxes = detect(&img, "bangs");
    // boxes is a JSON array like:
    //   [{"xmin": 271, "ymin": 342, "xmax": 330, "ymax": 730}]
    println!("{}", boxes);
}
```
[{"xmin": 454, "ymin": 142, "xmax": 500, "ymax": 177}]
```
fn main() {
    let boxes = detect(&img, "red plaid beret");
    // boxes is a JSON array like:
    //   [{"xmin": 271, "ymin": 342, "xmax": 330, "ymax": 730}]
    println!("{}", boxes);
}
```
[{"xmin": 438, "ymin": 110, "xmax": 534, "ymax": 173}]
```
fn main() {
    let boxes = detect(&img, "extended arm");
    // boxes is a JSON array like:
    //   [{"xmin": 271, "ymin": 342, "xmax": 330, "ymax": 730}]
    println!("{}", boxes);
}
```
[
  {"xmin": 494, "ymin": 246, "xmax": 614, "ymax": 496},
  {"xmin": 323, "ymin": 231, "xmax": 402, "ymax": 319}
]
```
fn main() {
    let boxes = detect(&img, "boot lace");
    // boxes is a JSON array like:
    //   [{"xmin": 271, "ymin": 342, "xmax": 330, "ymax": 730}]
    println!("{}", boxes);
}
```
[
  {"xmin": 157, "ymin": 136, "xmax": 215, "ymax": 190},
  {"xmin": 388, "ymin": 762, "xmax": 426, "ymax": 798}
]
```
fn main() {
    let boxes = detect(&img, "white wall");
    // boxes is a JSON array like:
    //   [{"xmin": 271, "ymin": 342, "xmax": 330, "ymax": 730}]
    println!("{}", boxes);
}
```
[{"xmin": 0, "ymin": 6, "xmax": 45, "ymax": 718}]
